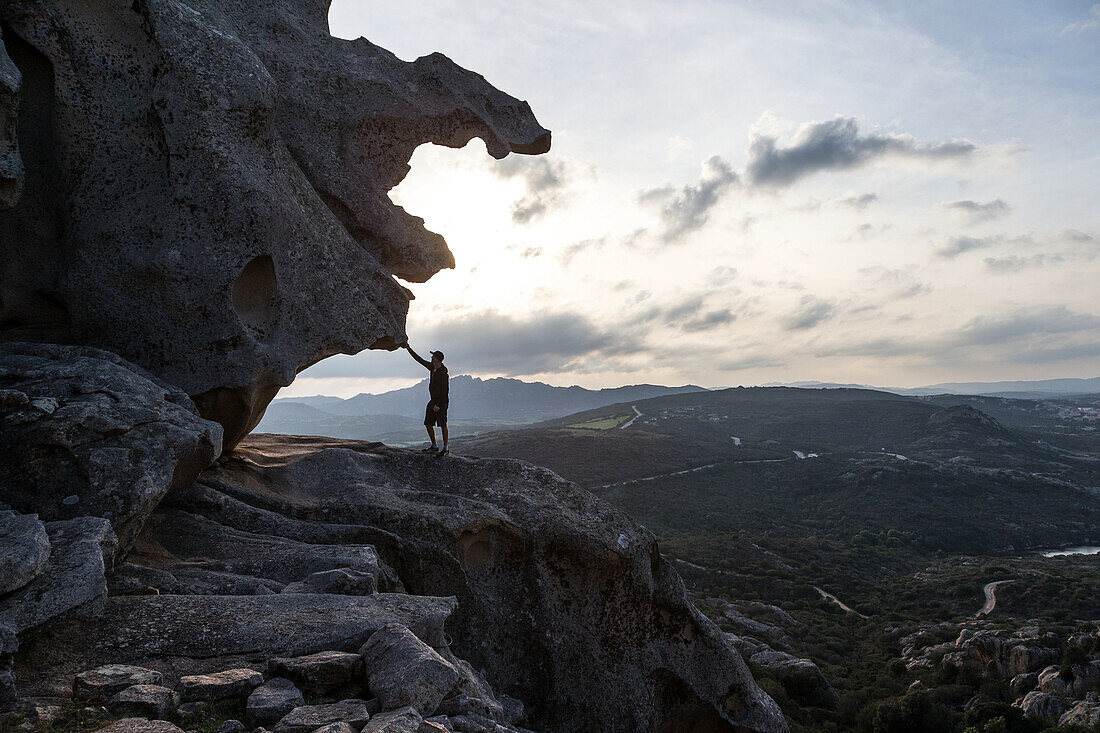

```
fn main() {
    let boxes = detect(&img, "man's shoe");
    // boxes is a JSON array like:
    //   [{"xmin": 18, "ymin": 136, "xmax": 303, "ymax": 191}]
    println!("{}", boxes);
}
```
[
  {"xmin": 422, "ymin": 445, "xmax": 439, "ymax": 453},
  {"xmin": 438, "ymin": 448, "xmax": 449, "ymax": 457}
]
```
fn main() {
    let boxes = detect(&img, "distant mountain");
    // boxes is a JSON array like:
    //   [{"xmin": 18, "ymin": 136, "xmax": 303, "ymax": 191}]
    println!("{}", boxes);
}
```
[
  {"xmin": 768, "ymin": 377, "xmax": 1100, "ymax": 397},
  {"xmin": 260, "ymin": 376, "xmax": 706, "ymax": 432}
]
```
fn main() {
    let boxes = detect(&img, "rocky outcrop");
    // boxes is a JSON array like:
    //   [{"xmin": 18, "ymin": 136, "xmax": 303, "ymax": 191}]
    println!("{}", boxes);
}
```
[
  {"xmin": 0, "ymin": 0, "xmax": 550, "ymax": 447},
  {"xmin": 0, "ymin": 511, "xmax": 49, "ymax": 595},
  {"xmin": 0, "ymin": 343, "xmax": 221, "ymax": 555}
]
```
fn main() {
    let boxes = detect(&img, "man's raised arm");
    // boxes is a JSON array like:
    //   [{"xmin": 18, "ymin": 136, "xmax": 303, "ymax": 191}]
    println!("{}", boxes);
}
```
[{"xmin": 403, "ymin": 344, "xmax": 432, "ymax": 370}]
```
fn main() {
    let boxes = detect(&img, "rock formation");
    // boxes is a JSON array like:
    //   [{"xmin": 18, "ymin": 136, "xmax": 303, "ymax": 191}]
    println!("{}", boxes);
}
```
[
  {"xmin": 0, "ymin": 0, "xmax": 549, "ymax": 448},
  {"xmin": 0, "ymin": 2, "xmax": 789, "ymax": 730}
]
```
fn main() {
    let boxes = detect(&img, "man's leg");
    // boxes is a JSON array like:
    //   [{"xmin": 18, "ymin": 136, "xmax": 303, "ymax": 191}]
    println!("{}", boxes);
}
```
[
  {"xmin": 425, "ymin": 425, "xmax": 437, "ymax": 447},
  {"xmin": 441, "ymin": 424, "xmax": 449, "ymax": 449}
]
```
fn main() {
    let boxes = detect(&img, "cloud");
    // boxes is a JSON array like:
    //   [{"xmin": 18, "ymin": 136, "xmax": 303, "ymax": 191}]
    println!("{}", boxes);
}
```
[
  {"xmin": 1061, "ymin": 4, "xmax": 1100, "ymax": 34},
  {"xmin": 983, "ymin": 254, "xmax": 1062, "ymax": 273},
  {"xmin": 935, "ymin": 235, "xmax": 998, "ymax": 258},
  {"xmin": 493, "ymin": 157, "xmax": 571, "ymax": 225},
  {"xmin": 638, "ymin": 155, "xmax": 740, "ymax": 243},
  {"xmin": 746, "ymin": 116, "xmax": 977, "ymax": 188},
  {"xmin": 838, "ymin": 193, "xmax": 878, "ymax": 209},
  {"xmin": 627, "ymin": 294, "xmax": 738, "ymax": 333},
  {"xmin": 783, "ymin": 295, "xmax": 835, "ymax": 330},
  {"xmin": 559, "ymin": 237, "xmax": 607, "ymax": 265},
  {"xmin": 943, "ymin": 198, "xmax": 1011, "ymax": 224}
]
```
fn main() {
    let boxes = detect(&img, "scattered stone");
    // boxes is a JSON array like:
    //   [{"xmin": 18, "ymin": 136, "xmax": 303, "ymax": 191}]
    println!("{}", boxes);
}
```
[
  {"xmin": 0, "ymin": 511, "xmax": 50, "ymax": 595},
  {"xmin": 749, "ymin": 649, "xmax": 840, "ymax": 710},
  {"xmin": 73, "ymin": 665, "xmax": 164, "ymax": 703},
  {"xmin": 272, "ymin": 700, "xmax": 372, "ymax": 733},
  {"xmin": 175, "ymin": 701, "xmax": 207, "ymax": 721},
  {"xmin": 267, "ymin": 651, "xmax": 364, "ymax": 694},
  {"xmin": 0, "ymin": 343, "xmax": 221, "ymax": 555},
  {"xmin": 0, "ymin": 516, "xmax": 117, "ymax": 635},
  {"xmin": 179, "ymin": 669, "xmax": 263, "ymax": 702},
  {"xmin": 362, "ymin": 706, "xmax": 423, "ymax": 732},
  {"xmin": 361, "ymin": 625, "xmax": 461, "ymax": 716},
  {"xmin": 247, "ymin": 678, "xmax": 305, "ymax": 724},
  {"xmin": 1018, "ymin": 691, "xmax": 1066, "ymax": 722},
  {"xmin": 216, "ymin": 720, "xmax": 246, "ymax": 733},
  {"xmin": 107, "ymin": 684, "xmax": 178, "ymax": 720},
  {"xmin": 97, "ymin": 719, "xmax": 186, "ymax": 733},
  {"xmin": 282, "ymin": 568, "xmax": 378, "ymax": 596}
]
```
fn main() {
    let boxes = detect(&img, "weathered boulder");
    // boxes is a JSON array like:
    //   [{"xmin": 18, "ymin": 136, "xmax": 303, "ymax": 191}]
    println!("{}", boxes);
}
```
[
  {"xmin": 267, "ymin": 651, "xmax": 363, "ymax": 695},
  {"xmin": 150, "ymin": 435, "xmax": 787, "ymax": 732},
  {"xmin": 282, "ymin": 568, "xmax": 379, "ymax": 596},
  {"xmin": 247, "ymin": 677, "xmax": 306, "ymax": 724},
  {"xmin": 311, "ymin": 723, "xmax": 358, "ymax": 733},
  {"xmin": 0, "ymin": 510, "xmax": 49, "ymax": 595},
  {"xmin": 1017, "ymin": 690, "xmax": 1066, "ymax": 722},
  {"xmin": 273, "ymin": 700, "xmax": 373, "ymax": 733},
  {"xmin": 361, "ymin": 624, "xmax": 461, "ymax": 716},
  {"xmin": 1060, "ymin": 695, "xmax": 1100, "ymax": 726},
  {"xmin": 179, "ymin": 668, "xmax": 263, "ymax": 702},
  {"xmin": 98, "ymin": 719, "xmax": 185, "ymax": 733},
  {"xmin": 0, "ymin": 343, "xmax": 220, "ymax": 554},
  {"xmin": 13, "ymin": 592, "xmax": 455, "ymax": 696},
  {"xmin": 0, "ymin": 1, "xmax": 550, "ymax": 448},
  {"xmin": 749, "ymin": 650, "xmax": 840, "ymax": 710},
  {"xmin": 215, "ymin": 721, "xmax": 246, "ymax": 733},
  {"xmin": 107, "ymin": 684, "xmax": 178, "ymax": 720},
  {"xmin": 0, "ymin": 516, "xmax": 116, "ymax": 635},
  {"xmin": 362, "ymin": 707, "xmax": 424, "ymax": 733},
  {"xmin": 1037, "ymin": 665, "xmax": 1067, "ymax": 696},
  {"xmin": 73, "ymin": 665, "xmax": 165, "ymax": 703},
  {"xmin": 1066, "ymin": 661, "xmax": 1100, "ymax": 698},
  {"xmin": 0, "ymin": 29, "xmax": 19, "ymax": 209}
]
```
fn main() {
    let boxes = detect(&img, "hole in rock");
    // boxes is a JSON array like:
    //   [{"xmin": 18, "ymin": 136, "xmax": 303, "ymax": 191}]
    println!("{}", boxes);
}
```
[{"xmin": 232, "ymin": 254, "xmax": 278, "ymax": 339}]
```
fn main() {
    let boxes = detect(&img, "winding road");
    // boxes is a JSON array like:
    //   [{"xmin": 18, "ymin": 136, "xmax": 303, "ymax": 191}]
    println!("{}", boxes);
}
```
[
  {"xmin": 619, "ymin": 404, "xmax": 643, "ymax": 429},
  {"xmin": 813, "ymin": 586, "xmax": 869, "ymax": 619},
  {"xmin": 977, "ymin": 580, "xmax": 1013, "ymax": 616}
]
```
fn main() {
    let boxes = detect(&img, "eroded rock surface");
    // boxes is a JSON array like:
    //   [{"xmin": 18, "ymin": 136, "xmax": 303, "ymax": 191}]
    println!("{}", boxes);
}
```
[
  {"xmin": 124, "ymin": 434, "xmax": 786, "ymax": 732},
  {"xmin": 0, "ymin": 0, "xmax": 550, "ymax": 447},
  {"xmin": 0, "ymin": 343, "xmax": 221, "ymax": 555},
  {"xmin": 0, "ymin": 511, "xmax": 49, "ymax": 595}
]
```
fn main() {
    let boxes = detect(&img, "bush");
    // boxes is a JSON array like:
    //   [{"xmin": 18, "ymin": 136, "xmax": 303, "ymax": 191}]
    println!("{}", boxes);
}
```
[{"xmin": 871, "ymin": 691, "xmax": 953, "ymax": 733}]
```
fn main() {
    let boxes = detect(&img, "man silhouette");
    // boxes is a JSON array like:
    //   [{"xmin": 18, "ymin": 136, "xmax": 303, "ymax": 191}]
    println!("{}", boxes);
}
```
[{"xmin": 404, "ymin": 344, "xmax": 449, "ymax": 455}]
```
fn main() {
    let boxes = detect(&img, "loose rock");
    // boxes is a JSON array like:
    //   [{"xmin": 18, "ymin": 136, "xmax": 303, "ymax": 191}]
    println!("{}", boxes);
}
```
[
  {"xmin": 362, "ymin": 706, "xmax": 423, "ymax": 733},
  {"xmin": 179, "ymin": 669, "xmax": 263, "ymax": 702},
  {"xmin": 267, "ymin": 651, "xmax": 364, "ymax": 694},
  {"xmin": 272, "ymin": 700, "xmax": 372, "ymax": 733},
  {"xmin": 361, "ymin": 625, "xmax": 461, "ymax": 716},
  {"xmin": 247, "ymin": 678, "xmax": 305, "ymax": 724},
  {"xmin": 73, "ymin": 665, "xmax": 164, "ymax": 704},
  {"xmin": 107, "ymin": 684, "xmax": 178, "ymax": 720},
  {"xmin": 98, "ymin": 719, "xmax": 185, "ymax": 733}
]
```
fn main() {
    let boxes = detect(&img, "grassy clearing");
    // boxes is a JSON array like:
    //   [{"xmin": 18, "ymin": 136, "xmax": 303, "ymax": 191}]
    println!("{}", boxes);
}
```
[{"xmin": 566, "ymin": 415, "xmax": 630, "ymax": 430}]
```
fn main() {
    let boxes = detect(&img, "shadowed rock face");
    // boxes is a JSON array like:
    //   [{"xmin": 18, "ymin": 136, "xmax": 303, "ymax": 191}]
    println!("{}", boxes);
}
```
[{"xmin": 0, "ymin": 0, "xmax": 549, "ymax": 449}]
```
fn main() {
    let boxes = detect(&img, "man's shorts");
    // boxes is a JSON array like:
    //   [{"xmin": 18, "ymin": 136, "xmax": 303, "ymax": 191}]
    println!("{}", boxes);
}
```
[{"xmin": 424, "ymin": 401, "xmax": 448, "ymax": 427}]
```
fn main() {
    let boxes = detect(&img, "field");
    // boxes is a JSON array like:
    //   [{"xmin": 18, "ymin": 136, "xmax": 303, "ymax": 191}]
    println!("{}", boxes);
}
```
[{"xmin": 565, "ymin": 414, "xmax": 631, "ymax": 430}]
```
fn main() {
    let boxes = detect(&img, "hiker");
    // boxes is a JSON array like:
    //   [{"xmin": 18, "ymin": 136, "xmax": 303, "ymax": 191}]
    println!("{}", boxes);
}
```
[{"xmin": 403, "ymin": 344, "xmax": 449, "ymax": 455}]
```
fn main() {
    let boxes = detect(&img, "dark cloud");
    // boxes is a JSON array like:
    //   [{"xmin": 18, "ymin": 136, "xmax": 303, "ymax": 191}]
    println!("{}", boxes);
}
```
[
  {"xmin": 493, "ymin": 157, "xmax": 570, "ymax": 225},
  {"xmin": 638, "ymin": 156, "xmax": 739, "ymax": 243},
  {"xmin": 943, "ymin": 198, "xmax": 1011, "ymax": 224},
  {"xmin": 746, "ymin": 117, "xmax": 976, "ymax": 188},
  {"xmin": 838, "ymin": 193, "xmax": 878, "ymax": 209},
  {"xmin": 783, "ymin": 296, "xmax": 835, "ymax": 331},
  {"xmin": 935, "ymin": 235, "xmax": 998, "ymax": 259},
  {"xmin": 626, "ymin": 294, "xmax": 738, "ymax": 333}
]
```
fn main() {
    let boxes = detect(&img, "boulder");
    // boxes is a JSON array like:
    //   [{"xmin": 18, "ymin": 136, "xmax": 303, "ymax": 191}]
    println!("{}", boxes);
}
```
[
  {"xmin": 160, "ymin": 435, "xmax": 787, "ymax": 732},
  {"xmin": 98, "ymin": 719, "xmax": 186, "ymax": 733},
  {"xmin": 0, "ymin": 511, "xmax": 49, "ymax": 595},
  {"xmin": 266, "ymin": 651, "xmax": 364, "ymax": 694},
  {"xmin": 0, "ymin": 516, "xmax": 117, "ymax": 635},
  {"xmin": 1037, "ymin": 665, "xmax": 1067, "ymax": 696},
  {"xmin": 216, "ymin": 721, "xmax": 246, "ymax": 733},
  {"xmin": 311, "ymin": 724, "xmax": 358, "ymax": 733},
  {"xmin": 73, "ymin": 665, "xmax": 165, "ymax": 703},
  {"xmin": 1017, "ymin": 690, "xmax": 1066, "ymax": 722},
  {"xmin": 179, "ymin": 669, "xmax": 263, "ymax": 702},
  {"xmin": 107, "ymin": 684, "xmax": 178, "ymax": 720},
  {"xmin": 247, "ymin": 678, "xmax": 305, "ymax": 724},
  {"xmin": 0, "ymin": 1, "xmax": 550, "ymax": 449},
  {"xmin": 362, "ymin": 707, "xmax": 424, "ymax": 733},
  {"xmin": 1010, "ymin": 671, "xmax": 1039, "ymax": 698},
  {"xmin": 418, "ymin": 722, "xmax": 449, "ymax": 733},
  {"xmin": 361, "ymin": 624, "xmax": 461, "ymax": 716},
  {"xmin": 273, "ymin": 700, "xmax": 373, "ymax": 733},
  {"xmin": 0, "ymin": 343, "xmax": 220, "ymax": 554},
  {"xmin": 13, "ymin": 593, "xmax": 455, "ymax": 696},
  {"xmin": 1060, "ymin": 697, "xmax": 1100, "ymax": 727},
  {"xmin": 1066, "ymin": 661, "xmax": 1100, "ymax": 698},
  {"xmin": 749, "ymin": 650, "xmax": 840, "ymax": 710}
]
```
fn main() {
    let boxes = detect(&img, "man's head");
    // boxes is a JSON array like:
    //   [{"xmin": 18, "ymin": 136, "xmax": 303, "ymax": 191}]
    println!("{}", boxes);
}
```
[{"xmin": 430, "ymin": 350, "xmax": 445, "ymax": 367}]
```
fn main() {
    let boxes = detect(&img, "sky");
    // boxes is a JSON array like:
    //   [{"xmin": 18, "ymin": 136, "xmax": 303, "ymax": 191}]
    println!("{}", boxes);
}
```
[{"xmin": 286, "ymin": 0, "xmax": 1100, "ymax": 398}]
